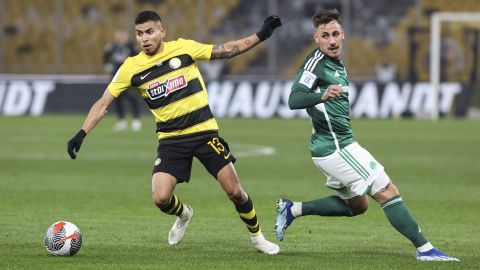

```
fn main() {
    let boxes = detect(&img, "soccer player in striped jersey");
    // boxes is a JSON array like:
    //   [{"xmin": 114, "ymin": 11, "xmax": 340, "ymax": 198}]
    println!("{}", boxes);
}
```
[
  {"xmin": 67, "ymin": 10, "xmax": 281, "ymax": 254},
  {"xmin": 274, "ymin": 9, "xmax": 459, "ymax": 261}
]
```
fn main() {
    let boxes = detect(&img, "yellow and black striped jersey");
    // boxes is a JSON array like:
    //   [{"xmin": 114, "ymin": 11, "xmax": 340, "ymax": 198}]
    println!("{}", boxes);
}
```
[{"xmin": 107, "ymin": 38, "xmax": 218, "ymax": 141}]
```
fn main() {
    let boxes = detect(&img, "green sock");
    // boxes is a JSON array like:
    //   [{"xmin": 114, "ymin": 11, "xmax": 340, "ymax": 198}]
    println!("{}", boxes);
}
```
[
  {"xmin": 301, "ymin": 195, "xmax": 353, "ymax": 217},
  {"xmin": 381, "ymin": 195, "xmax": 428, "ymax": 248}
]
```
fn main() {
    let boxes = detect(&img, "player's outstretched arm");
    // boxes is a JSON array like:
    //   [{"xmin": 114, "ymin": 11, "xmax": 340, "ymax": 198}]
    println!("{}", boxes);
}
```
[
  {"xmin": 288, "ymin": 85, "xmax": 343, "ymax": 110},
  {"xmin": 288, "ymin": 88, "xmax": 323, "ymax": 110},
  {"xmin": 67, "ymin": 89, "xmax": 116, "ymax": 159},
  {"xmin": 211, "ymin": 15, "xmax": 281, "ymax": 59}
]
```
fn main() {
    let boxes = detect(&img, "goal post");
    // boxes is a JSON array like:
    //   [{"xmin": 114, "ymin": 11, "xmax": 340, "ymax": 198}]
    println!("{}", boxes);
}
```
[{"xmin": 430, "ymin": 12, "xmax": 480, "ymax": 120}]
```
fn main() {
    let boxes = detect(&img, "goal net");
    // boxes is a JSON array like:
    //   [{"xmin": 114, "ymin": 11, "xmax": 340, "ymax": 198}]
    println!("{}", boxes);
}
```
[{"xmin": 430, "ymin": 12, "xmax": 480, "ymax": 120}]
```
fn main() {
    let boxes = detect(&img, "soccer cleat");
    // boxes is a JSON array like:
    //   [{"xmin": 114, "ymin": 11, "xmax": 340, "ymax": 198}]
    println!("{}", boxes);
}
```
[
  {"xmin": 275, "ymin": 199, "xmax": 295, "ymax": 241},
  {"xmin": 131, "ymin": 119, "xmax": 142, "ymax": 131},
  {"xmin": 113, "ymin": 120, "xmax": 128, "ymax": 132},
  {"xmin": 415, "ymin": 247, "xmax": 460, "ymax": 262},
  {"xmin": 251, "ymin": 233, "xmax": 280, "ymax": 255},
  {"xmin": 168, "ymin": 205, "xmax": 193, "ymax": 246}
]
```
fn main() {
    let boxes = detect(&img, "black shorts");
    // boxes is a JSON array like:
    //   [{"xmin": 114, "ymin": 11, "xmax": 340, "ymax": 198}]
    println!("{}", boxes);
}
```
[{"xmin": 152, "ymin": 134, "xmax": 236, "ymax": 183}]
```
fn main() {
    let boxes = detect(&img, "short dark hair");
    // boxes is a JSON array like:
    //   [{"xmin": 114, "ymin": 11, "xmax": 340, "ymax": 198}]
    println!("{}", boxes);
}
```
[
  {"xmin": 135, "ymin": 11, "xmax": 162, "ymax": 25},
  {"xmin": 312, "ymin": 9, "xmax": 341, "ymax": 28}
]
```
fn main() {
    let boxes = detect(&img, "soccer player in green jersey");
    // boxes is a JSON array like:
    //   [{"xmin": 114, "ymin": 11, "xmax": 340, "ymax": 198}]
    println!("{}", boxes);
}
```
[
  {"xmin": 67, "ymin": 10, "xmax": 281, "ymax": 254},
  {"xmin": 274, "ymin": 9, "xmax": 459, "ymax": 261}
]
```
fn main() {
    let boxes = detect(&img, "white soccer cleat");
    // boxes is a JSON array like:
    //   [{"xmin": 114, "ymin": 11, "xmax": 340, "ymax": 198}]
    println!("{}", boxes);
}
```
[
  {"xmin": 131, "ymin": 119, "xmax": 142, "ymax": 131},
  {"xmin": 113, "ymin": 120, "xmax": 128, "ymax": 132},
  {"xmin": 168, "ymin": 205, "xmax": 193, "ymax": 246},
  {"xmin": 251, "ymin": 233, "xmax": 280, "ymax": 255}
]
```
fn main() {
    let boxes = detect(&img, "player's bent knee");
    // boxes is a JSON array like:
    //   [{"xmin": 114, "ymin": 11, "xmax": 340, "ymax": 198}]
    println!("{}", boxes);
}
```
[
  {"xmin": 225, "ymin": 187, "xmax": 247, "ymax": 204},
  {"xmin": 372, "ymin": 182, "xmax": 400, "ymax": 204},
  {"xmin": 351, "ymin": 205, "xmax": 368, "ymax": 216},
  {"xmin": 225, "ymin": 187, "xmax": 243, "ymax": 201},
  {"xmin": 345, "ymin": 195, "xmax": 369, "ymax": 216},
  {"xmin": 152, "ymin": 192, "xmax": 171, "ymax": 207}
]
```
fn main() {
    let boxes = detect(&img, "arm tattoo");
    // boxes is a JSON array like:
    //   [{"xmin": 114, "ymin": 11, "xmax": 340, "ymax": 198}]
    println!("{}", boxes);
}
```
[{"xmin": 211, "ymin": 44, "xmax": 241, "ymax": 59}]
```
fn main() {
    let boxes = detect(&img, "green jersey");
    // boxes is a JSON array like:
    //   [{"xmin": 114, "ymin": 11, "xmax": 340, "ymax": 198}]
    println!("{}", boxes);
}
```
[{"xmin": 289, "ymin": 48, "xmax": 355, "ymax": 157}]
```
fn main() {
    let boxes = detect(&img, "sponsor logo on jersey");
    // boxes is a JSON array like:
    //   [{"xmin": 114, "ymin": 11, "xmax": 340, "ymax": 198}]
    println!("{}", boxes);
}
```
[{"xmin": 146, "ymin": 75, "xmax": 187, "ymax": 100}]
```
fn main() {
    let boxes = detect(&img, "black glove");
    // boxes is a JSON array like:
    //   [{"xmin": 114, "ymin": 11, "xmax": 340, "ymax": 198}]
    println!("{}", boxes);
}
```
[
  {"xmin": 256, "ymin": 15, "xmax": 282, "ymax": 41},
  {"xmin": 67, "ymin": 129, "xmax": 86, "ymax": 159}
]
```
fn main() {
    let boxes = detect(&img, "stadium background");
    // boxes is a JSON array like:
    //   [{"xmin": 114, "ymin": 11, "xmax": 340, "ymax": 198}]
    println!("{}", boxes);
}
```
[
  {"xmin": 1, "ymin": 0, "xmax": 480, "ymax": 117},
  {"xmin": 1, "ymin": 1, "xmax": 480, "ymax": 269}
]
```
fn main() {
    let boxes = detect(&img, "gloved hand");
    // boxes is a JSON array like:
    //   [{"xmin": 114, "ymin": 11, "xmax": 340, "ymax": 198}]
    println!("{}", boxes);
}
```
[
  {"xmin": 67, "ymin": 129, "xmax": 86, "ymax": 159},
  {"xmin": 256, "ymin": 15, "xmax": 282, "ymax": 41}
]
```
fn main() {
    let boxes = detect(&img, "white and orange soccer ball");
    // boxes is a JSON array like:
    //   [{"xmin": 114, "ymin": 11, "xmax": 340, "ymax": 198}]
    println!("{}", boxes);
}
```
[{"xmin": 44, "ymin": 221, "xmax": 82, "ymax": 256}]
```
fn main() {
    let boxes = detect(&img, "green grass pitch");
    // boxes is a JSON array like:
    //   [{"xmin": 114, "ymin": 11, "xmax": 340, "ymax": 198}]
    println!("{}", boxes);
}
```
[{"xmin": 1, "ymin": 116, "xmax": 479, "ymax": 269}]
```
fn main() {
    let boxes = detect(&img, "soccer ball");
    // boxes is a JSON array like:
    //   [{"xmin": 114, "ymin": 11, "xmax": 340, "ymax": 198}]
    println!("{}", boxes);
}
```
[{"xmin": 44, "ymin": 221, "xmax": 82, "ymax": 256}]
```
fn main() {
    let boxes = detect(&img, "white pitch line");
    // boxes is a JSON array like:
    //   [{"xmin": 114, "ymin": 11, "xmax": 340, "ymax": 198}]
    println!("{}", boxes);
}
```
[
  {"xmin": 0, "ymin": 144, "xmax": 276, "ymax": 161},
  {"xmin": 230, "ymin": 144, "xmax": 276, "ymax": 158}
]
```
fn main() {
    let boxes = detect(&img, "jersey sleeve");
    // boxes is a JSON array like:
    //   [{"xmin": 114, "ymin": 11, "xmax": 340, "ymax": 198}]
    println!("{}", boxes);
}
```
[
  {"xmin": 179, "ymin": 38, "xmax": 213, "ymax": 61},
  {"xmin": 107, "ymin": 58, "xmax": 132, "ymax": 97},
  {"xmin": 288, "ymin": 68, "xmax": 323, "ymax": 109}
]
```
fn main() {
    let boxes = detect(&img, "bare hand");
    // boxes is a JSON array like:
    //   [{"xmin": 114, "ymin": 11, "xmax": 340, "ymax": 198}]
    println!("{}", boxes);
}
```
[{"xmin": 321, "ymin": 85, "xmax": 343, "ymax": 101}]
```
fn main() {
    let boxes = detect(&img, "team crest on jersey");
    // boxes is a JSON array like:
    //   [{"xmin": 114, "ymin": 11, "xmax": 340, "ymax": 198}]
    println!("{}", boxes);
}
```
[
  {"xmin": 146, "ymin": 74, "xmax": 187, "ymax": 100},
  {"xmin": 169, "ymin": 57, "xmax": 181, "ymax": 69}
]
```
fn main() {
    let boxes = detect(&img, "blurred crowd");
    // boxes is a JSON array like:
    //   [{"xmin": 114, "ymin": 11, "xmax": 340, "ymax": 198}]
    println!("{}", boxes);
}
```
[{"xmin": 1, "ymin": 0, "xmax": 479, "ymax": 82}]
